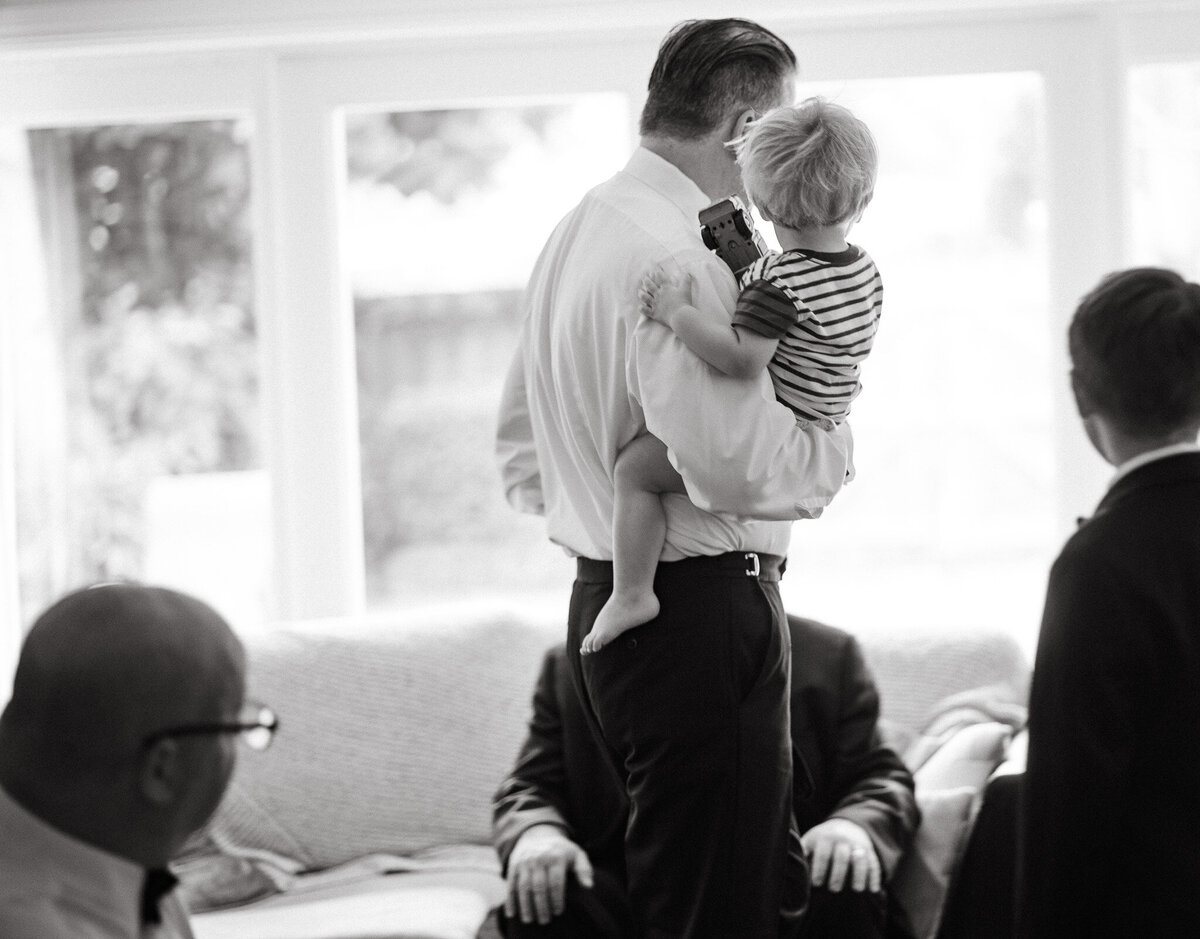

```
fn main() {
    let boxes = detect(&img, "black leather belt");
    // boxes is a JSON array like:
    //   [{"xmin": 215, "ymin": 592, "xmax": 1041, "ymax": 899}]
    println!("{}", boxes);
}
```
[{"xmin": 576, "ymin": 551, "xmax": 786, "ymax": 584}]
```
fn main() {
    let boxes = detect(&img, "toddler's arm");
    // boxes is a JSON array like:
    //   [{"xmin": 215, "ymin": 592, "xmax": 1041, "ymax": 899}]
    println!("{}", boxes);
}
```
[{"xmin": 639, "ymin": 268, "xmax": 776, "ymax": 379}]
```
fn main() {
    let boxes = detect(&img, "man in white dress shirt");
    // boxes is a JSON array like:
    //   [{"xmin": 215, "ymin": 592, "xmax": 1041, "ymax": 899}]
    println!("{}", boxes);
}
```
[
  {"xmin": 0, "ymin": 583, "xmax": 265, "ymax": 939},
  {"xmin": 496, "ymin": 18, "xmax": 855, "ymax": 938}
]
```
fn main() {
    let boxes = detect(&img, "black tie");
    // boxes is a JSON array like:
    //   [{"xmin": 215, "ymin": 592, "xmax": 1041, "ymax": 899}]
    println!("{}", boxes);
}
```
[{"xmin": 141, "ymin": 868, "xmax": 178, "ymax": 925}]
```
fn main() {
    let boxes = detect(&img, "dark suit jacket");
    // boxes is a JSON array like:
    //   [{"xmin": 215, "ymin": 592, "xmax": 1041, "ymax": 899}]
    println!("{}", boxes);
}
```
[
  {"xmin": 493, "ymin": 614, "xmax": 919, "ymax": 887},
  {"xmin": 1020, "ymin": 452, "xmax": 1200, "ymax": 937}
]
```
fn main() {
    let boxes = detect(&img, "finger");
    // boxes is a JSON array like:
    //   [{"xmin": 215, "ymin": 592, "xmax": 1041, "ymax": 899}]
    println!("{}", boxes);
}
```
[
  {"xmin": 826, "ymin": 842, "xmax": 852, "ymax": 893},
  {"xmin": 530, "ymin": 865, "xmax": 551, "ymax": 925},
  {"xmin": 868, "ymin": 853, "xmax": 882, "ymax": 894},
  {"xmin": 547, "ymin": 856, "xmax": 569, "ymax": 916},
  {"xmin": 809, "ymin": 836, "xmax": 833, "ymax": 887},
  {"xmin": 573, "ymin": 848, "xmax": 595, "ymax": 889},
  {"xmin": 504, "ymin": 878, "xmax": 517, "ymax": 919},
  {"xmin": 515, "ymin": 866, "xmax": 534, "ymax": 924},
  {"xmin": 849, "ymin": 850, "xmax": 869, "ymax": 893}
]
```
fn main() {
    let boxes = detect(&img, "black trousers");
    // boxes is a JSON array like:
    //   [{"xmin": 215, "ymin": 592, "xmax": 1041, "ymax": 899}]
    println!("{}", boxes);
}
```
[
  {"xmin": 565, "ymin": 553, "xmax": 808, "ymax": 939},
  {"xmin": 491, "ymin": 877, "xmax": 887, "ymax": 939}
]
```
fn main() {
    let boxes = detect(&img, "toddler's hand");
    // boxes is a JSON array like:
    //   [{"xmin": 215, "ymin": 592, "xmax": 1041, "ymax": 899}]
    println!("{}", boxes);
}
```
[{"xmin": 638, "ymin": 267, "xmax": 694, "ymax": 330}]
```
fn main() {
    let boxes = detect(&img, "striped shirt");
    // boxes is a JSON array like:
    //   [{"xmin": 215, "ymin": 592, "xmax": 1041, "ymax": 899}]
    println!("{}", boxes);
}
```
[{"xmin": 733, "ymin": 246, "xmax": 883, "ymax": 426}]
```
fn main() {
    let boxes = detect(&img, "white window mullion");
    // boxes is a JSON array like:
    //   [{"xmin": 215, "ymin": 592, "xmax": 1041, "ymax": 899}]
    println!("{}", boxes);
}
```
[
  {"xmin": 1042, "ymin": 11, "xmax": 1127, "ymax": 534},
  {"xmin": 265, "ymin": 53, "xmax": 366, "ymax": 620}
]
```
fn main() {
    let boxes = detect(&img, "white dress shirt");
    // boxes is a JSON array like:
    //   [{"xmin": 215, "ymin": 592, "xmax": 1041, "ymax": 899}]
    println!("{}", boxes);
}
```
[
  {"xmin": 497, "ymin": 146, "xmax": 854, "ymax": 561},
  {"xmin": 0, "ymin": 784, "xmax": 194, "ymax": 939}
]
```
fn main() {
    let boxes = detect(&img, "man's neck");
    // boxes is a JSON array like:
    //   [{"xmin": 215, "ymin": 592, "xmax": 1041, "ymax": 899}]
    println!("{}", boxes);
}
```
[
  {"xmin": 0, "ymin": 758, "xmax": 161, "ymax": 867},
  {"xmin": 1089, "ymin": 415, "xmax": 1200, "ymax": 467},
  {"xmin": 641, "ymin": 133, "xmax": 739, "ymax": 204}
]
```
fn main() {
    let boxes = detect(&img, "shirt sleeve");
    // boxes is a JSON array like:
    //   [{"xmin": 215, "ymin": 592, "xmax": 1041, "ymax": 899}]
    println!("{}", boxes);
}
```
[
  {"xmin": 492, "ymin": 648, "xmax": 574, "ymax": 871},
  {"xmin": 732, "ymin": 278, "xmax": 802, "ymax": 339},
  {"xmin": 495, "ymin": 340, "xmax": 545, "ymax": 516},
  {"xmin": 628, "ymin": 255, "xmax": 855, "ymax": 521}
]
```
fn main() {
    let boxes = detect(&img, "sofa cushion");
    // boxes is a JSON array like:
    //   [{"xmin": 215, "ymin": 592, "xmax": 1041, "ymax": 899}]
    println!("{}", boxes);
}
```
[
  {"xmin": 201, "ymin": 602, "xmax": 562, "ymax": 871},
  {"xmin": 856, "ymin": 627, "xmax": 1028, "ymax": 740},
  {"xmin": 191, "ymin": 868, "xmax": 507, "ymax": 939}
]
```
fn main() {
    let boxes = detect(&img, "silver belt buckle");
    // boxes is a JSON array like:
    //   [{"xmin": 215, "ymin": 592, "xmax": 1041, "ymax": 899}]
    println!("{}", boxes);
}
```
[{"xmin": 744, "ymin": 552, "xmax": 760, "ymax": 578}]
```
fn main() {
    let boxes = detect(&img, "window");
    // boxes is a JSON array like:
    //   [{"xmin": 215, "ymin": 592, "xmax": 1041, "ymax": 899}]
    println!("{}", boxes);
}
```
[
  {"xmin": 780, "ymin": 74, "xmax": 1056, "ymax": 649},
  {"xmin": 342, "ymin": 96, "xmax": 630, "ymax": 609},
  {"xmin": 1129, "ymin": 62, "xmax": 1200, "ymax": 271},
  {"xmin": 4, "ymin": 1, "xmax": 1200, "ymax": 682},
  {"xmin": 6, "ymin": 119, "xmax": 266, "ymax": 629}
]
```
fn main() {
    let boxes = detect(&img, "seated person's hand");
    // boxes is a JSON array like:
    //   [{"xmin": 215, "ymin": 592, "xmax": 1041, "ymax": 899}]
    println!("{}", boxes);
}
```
[
  {"xmin": 638, "ymin": 267, "xmax": 695, "ymax": 331},
  {"xmin": 504, "ymin": 823, "xmax": 595, "ymax": 925},
  {"xmin": 802, "ymin": 817, "xmax": 882, "ymax": 894}
]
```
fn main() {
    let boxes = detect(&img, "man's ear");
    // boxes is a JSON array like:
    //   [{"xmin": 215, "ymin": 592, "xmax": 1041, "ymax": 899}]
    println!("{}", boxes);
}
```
[
  {"xmin": 1070, "ymin": 370, "xmax": 1095, "ymax": 418},
  {"xmin": 138, "ymin": 738, "xmax": 182, "ymax": 806},
  {"xmin": 723, "ymin": 108, "xmax": 757, "ymax": 149}
]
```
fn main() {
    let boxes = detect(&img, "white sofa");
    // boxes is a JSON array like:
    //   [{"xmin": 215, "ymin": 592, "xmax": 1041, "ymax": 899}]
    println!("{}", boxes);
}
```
[{"xmin": 178, "ymin": 601, "xmax": 1029, "ymax": 939}]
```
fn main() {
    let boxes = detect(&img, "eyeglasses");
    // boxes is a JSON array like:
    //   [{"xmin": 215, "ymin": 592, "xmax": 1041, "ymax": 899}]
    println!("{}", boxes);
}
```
[{"xmin": 142, "ymin": 702, "xmax": 279, "ymax": 752}]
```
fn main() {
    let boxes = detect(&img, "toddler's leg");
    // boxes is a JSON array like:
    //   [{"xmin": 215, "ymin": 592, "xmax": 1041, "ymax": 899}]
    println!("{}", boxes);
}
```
[{"xmin": 581, "ymin": 434, "xmax": 684, "ymax": 655}]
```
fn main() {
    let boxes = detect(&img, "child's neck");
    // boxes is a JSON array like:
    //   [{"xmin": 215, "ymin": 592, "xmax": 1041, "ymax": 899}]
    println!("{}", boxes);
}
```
[{"xmin": 774, "ymin": 223, "xmax": 849, "ymax": 254}]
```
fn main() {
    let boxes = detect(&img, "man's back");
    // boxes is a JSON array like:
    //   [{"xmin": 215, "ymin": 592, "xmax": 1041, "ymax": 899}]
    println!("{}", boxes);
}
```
[
  {"xmin": 510, "ymin": 147, "xmax": 793, "ymax": 561},
  {"xmin": 1023, "ymin": 451, "xmax": 1200, "ymax": 935}
]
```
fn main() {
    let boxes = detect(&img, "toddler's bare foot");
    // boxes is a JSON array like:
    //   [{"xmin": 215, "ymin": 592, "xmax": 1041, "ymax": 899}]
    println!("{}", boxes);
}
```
[{"xmin": 580, "ymin": 593, "xmax": 660, "ymax": 655}]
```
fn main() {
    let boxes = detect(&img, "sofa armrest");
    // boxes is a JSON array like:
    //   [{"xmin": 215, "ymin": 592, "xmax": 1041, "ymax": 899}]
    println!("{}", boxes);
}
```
[{"xmin": 890, "ymin": 721, "xmax": 1014, "ymax": 939}]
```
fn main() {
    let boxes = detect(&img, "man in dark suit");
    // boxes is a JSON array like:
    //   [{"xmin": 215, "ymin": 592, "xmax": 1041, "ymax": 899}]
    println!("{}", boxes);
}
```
[
  {"xmin": 491, "ymin": 614, "xmax": 919, "ymax": 938},
  {"xmin": 1019, "ymin": 267, "xmax": 1200, "ymax": 937}
]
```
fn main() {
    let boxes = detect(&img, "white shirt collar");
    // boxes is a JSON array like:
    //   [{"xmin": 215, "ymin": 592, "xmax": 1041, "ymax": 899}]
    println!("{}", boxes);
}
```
[
  {"xmin": 623, "ymin": 146, "xmax": 712, "ymax": 221},
  {"xmin": 1109, "ymin": 441, "xmax": 1200, "ymax": 491},
  {"xmin": 0, "ymin": 782, "xmax": 146, "ymax": 935}
]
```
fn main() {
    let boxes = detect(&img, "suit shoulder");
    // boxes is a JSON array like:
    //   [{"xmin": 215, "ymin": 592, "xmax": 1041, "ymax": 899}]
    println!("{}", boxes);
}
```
[
  {"xmin": 787, "ymin": 616, "xmax": 859, "ymax": 685},
  {"xmin": 788, "ymin": 615, "xmax": 853, "ymax": 652}
]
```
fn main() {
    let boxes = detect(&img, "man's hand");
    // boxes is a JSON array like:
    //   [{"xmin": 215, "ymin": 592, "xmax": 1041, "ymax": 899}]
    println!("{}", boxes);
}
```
[
  {"xmin": 504, "ymin": 823, "xmax": 595, "ymax": 925},
  {"xmin": 802, "ymin": 817, "xmax": 882, "ymax": 894}
]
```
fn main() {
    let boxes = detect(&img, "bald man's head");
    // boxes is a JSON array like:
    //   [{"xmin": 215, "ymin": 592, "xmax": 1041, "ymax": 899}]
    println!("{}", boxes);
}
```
[{"xmin": 1, "ymin": 583, "xmax": 245, "ymax": 780}]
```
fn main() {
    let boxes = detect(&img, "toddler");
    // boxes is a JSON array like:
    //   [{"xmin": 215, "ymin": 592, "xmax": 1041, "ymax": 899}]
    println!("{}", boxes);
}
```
[{"xmin": 581, "ymin": 97, "xmax": 883, "ymax": 654}]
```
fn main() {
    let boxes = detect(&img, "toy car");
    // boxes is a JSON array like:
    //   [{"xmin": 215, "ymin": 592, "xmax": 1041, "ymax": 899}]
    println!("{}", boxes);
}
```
[{"xmin": 699, "ymin": 196, "xmax": 767, "ymax": 277}]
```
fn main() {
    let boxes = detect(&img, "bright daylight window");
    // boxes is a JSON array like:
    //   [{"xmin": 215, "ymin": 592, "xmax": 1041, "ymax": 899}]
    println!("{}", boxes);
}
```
[
  {"xmin": 1129, "ymin": 62, "xmax": 1200, "ymax": 272},
  {"xmin": 780, "ymin": 73, "xmax": 1055, "ymax": 653},
  {"xmin": 343, "ymin": 96, "xmax": 630, "ymax": 611},
  {"xmin": 6, "ymin": 119, "xmax": 266, "ymax": 629}
]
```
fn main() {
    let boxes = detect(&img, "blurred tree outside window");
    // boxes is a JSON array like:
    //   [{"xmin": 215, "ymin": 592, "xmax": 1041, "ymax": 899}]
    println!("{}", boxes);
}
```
[
  {"xmin": 344, "ymin": 97, "xmax": 630, "ymax": 610},
  {"xmin": 13, "ymin": 119, "xmax": 265, "ymax": 629}
]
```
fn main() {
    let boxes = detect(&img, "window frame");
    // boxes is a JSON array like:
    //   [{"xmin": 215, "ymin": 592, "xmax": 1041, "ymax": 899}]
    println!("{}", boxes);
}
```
[{"xmin": 2, "ymin": 2, "xmax": 1200, "ymax": 661}]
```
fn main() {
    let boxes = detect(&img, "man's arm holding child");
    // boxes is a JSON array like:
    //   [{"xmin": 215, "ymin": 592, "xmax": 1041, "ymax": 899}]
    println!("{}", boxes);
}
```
[{"xmin": 629, "ymin": 256, "xmax": 853, "ymax": 521}]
